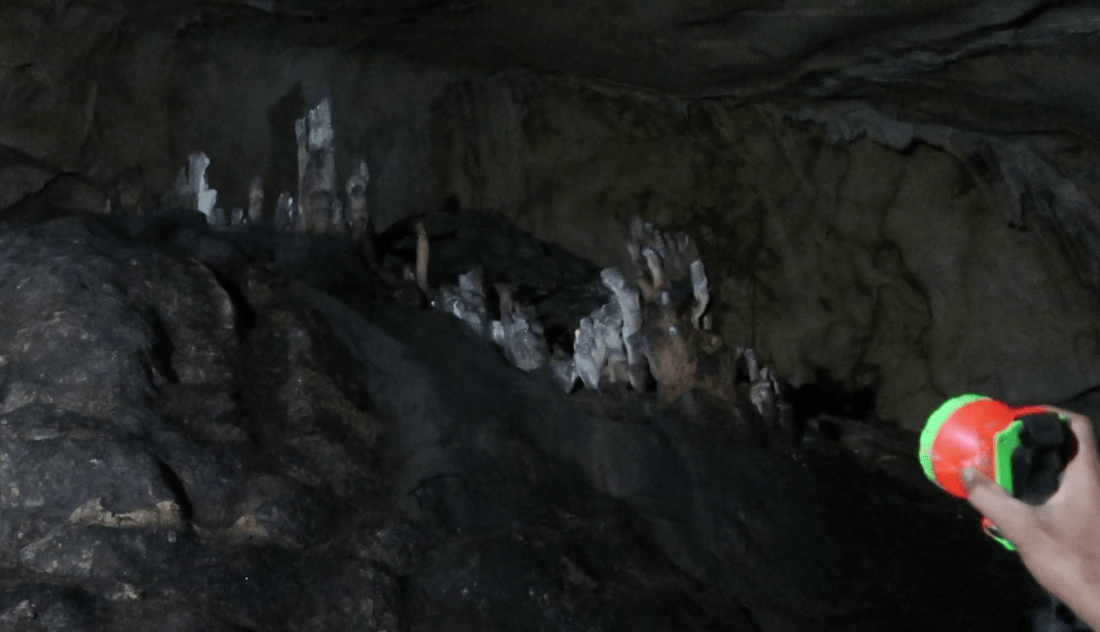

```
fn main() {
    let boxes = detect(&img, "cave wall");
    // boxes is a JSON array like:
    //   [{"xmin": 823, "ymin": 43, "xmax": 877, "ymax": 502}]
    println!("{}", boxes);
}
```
[
  {"xmin": 3, "ymin": 2, "xmax": 1100, "ymax": 428},
  {"xmin": 427, "ymin": 79, "xmax": 1100, "ymax": 426}
]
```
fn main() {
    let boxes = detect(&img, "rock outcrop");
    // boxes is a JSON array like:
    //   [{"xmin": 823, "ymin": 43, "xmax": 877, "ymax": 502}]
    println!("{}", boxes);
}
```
[
  {"xmin": 0, "ymin": 209, "xmax": 1049, "ymax": 630},
  {"xmin": 1, "ymin": 0, "xmax": 1100, "ymax": 628}
]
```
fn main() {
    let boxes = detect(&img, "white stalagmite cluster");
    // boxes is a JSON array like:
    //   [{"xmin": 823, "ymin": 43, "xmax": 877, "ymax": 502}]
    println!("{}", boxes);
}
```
[
  {"xmin": 493, "ymin": 283, "xmax": 550, "ymax": 372},
  {"xmin": 165, "ymin": 98, "xmax": 375, "ymax": 250},
  {"xmin": 158, "ymin": 105, "xmax": 781, "ymax": 409},
  {"xmin": 418, "ymin": 214, "xmax": 729, "ymax": 394},
  {"xmin": 626, "ymin": 215, "xmax": 704, "ymax": 305},
  {"xmin": 432, "ymin": 266, "xmax": 494, "ymax": 339},
  {"xmin": 414, "ymin": 224, "xmax": 550, "ymax": 373},
  {"xmin": 553, "ymin": 216, "xmax": 712, "ymax": 396},
  {"xmin": 429, "ymin": 274, "xmax": 548, "ymax": 373}
]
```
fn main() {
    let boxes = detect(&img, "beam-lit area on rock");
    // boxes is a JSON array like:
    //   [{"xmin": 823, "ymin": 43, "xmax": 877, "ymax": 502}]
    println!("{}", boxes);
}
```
[{"xmin": 1, "ymin": 1, "xmax": 1099, "ymax": 630}]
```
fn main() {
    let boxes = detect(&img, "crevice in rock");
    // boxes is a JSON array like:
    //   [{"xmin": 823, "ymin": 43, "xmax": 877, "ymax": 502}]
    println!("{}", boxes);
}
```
[
  {"xmin": 155, "ymin": 457, "xmax": 195, "ymax": 522},
  {"xmin": 207, "ymin": 266, "xmax": 258, "ymax": 335},
  {"xmin": 790, "ymin": 368, "xmax": 880, "ymax": 423},
  {"xmin": 147, "ymin": 307, "xmax": 181, "ymax": 385}
]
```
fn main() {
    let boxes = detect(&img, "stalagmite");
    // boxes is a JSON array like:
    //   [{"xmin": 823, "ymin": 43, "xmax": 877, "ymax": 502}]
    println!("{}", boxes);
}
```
[
  {"xmin": 432, "ymin": 266, "xmax": 493, "ymax": 339},
  {"xmin": 293, "ymin": 192, "xmax": 309, "ymax": 234},
  {"xmin": 598, "ymin": 307, "xmax": 628, "ymax": 383},
  {"xmin": 642, "ymin": 248, "xmax": 666, "ymax": 291},
  {"xmin": 494, "ymin": 284, "xmax": 550, "ymax": 372},
  {"xmin": 309, "ymin": 191, "xmax": 333, "ymax": 234},
  {"xmin": 177, "ymin": 151, "xmax": 218, "ymax": 224},
  {"xmin": 415, "ymin": 221, "xmax": 431, "ymax": 295},
  {"xmin": 573, "ymin": 316, "xmax": 603, "ymax": 390},
  {"xmin": 601, "ymin": 268, "xmax": 646, "ymax": 389},
  {"xmin": 744, "ymin": 347, "xmax": 760, "ymax": 382},
  {"xmin": 690, "ymin": 260, "xmax": 709, "ymax": 329},
  {"xmin": 294, "ymin": 99, "xmax": 337, "ymax": 234},
  {"xmin": 248, "ymin": 176, "xmax": 264, "ymax": 224},
  {"xmin": 751, "ymin": 366, "xmax": 778, "ymax": 429},
  {"xmin": 274, "ymin": 192, "xmax": 295, "ymax": 234},
  {"xmin": 330, "ymin": 198, "xmax": 347, "ymax": 235},
  {"xmin": 550, "ymin": 357, "xmax": 578, "ymax": 393},
  {"xmin": 346, "ymin": 158, "xmax": 370, "ymax": 240},
  {"xmin": 230, "ymin": 207, "xmax": 247, "ymax": 226}
]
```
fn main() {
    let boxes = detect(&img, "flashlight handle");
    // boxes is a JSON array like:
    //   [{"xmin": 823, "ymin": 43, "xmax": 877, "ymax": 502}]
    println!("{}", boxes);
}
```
[
  {"xmin": 1009, "ymin": 412, "xmax": 1077, "ymax": 506},
  {"xmin": 980, "ymin": 411, "xmax": 1076, "ymax": 551}
]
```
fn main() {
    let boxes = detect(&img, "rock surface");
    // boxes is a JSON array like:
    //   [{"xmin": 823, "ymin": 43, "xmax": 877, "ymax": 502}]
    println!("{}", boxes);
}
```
[
  {"xmin": 3, "ymin": 1, "xmax": 1100, "ymax": 429},
  {"xmin": 0, "ymin": 210, "xmax": 1053, "ymax": 630},
  {"xmin": 0, "ymin": 0, "xmax": 1098, "ymax": 628}
]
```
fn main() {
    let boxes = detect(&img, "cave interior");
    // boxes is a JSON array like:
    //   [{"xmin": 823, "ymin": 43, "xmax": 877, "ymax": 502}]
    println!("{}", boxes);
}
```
[{"xmin": 1, "ymin": 1, "xmax": 1099, "ymax": 630}]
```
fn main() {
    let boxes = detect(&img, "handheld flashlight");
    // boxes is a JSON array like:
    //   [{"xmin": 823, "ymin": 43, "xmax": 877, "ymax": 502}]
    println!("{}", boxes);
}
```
[{"xmin": 919, "ymin": 394, "xmax": 1076, "ymax": 550}]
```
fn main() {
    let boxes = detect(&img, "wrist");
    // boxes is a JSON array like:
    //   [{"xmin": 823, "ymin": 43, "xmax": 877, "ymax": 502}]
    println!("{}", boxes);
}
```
[{"xmin": 1049, "ymin": 558, "xmax": 1100, "ymax": 628}]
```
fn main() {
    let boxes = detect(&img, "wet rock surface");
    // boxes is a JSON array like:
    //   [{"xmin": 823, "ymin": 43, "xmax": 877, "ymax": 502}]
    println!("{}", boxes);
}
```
[{"xmin": 0, "ymin": 210, "xmax": 1049, "ymax": 630}]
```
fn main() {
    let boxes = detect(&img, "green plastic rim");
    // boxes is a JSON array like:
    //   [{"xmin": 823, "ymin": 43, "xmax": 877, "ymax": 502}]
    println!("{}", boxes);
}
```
[
  {"xmin": 993, "ymin": 420, "xmax": 1023, "ymax": 497},
  {"xmin": 919, "ymin": 394, "xmax": 988, "ymax": 483}
]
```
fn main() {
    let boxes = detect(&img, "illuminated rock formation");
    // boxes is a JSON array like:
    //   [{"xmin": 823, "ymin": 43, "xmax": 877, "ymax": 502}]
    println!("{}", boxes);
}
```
[
  {"xmin": 294, "ymin": 99, "xmax": 337, "ymax": 235},
  {"xmin": 248, "ymin": 176, "xmax": 264, "ymax": 224},
  {"xmin": 494, "ymin": 283, "xmax": 549, "ymax": 372},
  {"xmin": 346, "ymin": 158, "xmax": 371, "ymax": 241},
  {"xmin": 171, "ymin": 151, "xmax": 218, "ymax": 224},
  {"xmin": 432, "ymin": 266, "xmax": 493, "ymax": 340},
  {"xmin": 274, "ymin": 192, "xmax": 296, "ymax": 234}
]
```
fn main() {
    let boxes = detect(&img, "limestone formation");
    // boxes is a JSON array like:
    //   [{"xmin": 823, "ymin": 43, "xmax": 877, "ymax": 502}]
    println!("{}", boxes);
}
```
[
  {"xmin": 346, "ymin": 158, "xmax": 371, "ymax": 240},
  {"xmin": 294, "ymin": 99, "xmax": 337, "ymax": 235},
  {"xmin": 330, "ymin": 198, "xmax": 347, "ymax": 235},
  {"xmin": 171, "ymin": 151, "xmax": 218, "ymax": 223},
  {"xmin": 494, "ymin": 283, "xmax": 550, "ymax": 372},
  {"xmin": 230, "ymin": 207, "xmax": 247, "ymax": 226},
  {"xmin": 431, "ymin": 266, "xmax": 494, "ymax": 339},
  {"xmin": 689, "ymin": 260, "xmax": 709, "ymax": 329},
  {"xmin": 611, "ymin": 217, "xmax": 713, "ymax": 401},
  {"xmin": 415, "ymin": 221, "xmax": 431, "ymax": 295},
  {"xmin": 601, "ymin": 267, "xmax": 646, "ymax": 390},
  {"xmin": 572, "ymin": 315, "xmax": 604, "ymax": 390},
  {"xmin": 549, "ymin": 356, "xmax": 578, "ymax": 393},
  {"xmin": 248, "ymin": 176, "xmax": 264, "ymax": 224},
  {"xmin": 274, "ymin": 192, "xmax": 295, "ymax": 234}
]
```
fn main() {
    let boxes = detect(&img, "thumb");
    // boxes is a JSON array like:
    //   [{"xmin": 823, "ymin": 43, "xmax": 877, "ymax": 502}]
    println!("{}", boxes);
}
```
[{"xmin": 961, "ymin": 467, "xmax": 1038, "ymax": 544}]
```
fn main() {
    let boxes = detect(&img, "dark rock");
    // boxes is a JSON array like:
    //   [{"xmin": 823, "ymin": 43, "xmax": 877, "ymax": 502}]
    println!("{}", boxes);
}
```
[{"xmin": 0, "ymin": 211, "xmax": 1054, "ymax": 630}]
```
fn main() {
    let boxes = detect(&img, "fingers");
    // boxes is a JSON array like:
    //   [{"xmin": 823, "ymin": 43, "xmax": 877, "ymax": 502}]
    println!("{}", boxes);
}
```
[
  {"xmin": 961, "ymin": 467, "xmax": 1038, "ymax": 545},
  {"xmin": 1042, "ymin": 406, "xmax": 1094, "ymax": 447},
  {"xmin": 1044, "ymin": 408, "xmax": 1100, "ymax": 506}
]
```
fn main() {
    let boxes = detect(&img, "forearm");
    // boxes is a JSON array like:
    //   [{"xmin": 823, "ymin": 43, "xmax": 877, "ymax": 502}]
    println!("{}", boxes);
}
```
[{"xmin": 1037, "ymin": 558, "xmax": 1100, "ymax": 630}]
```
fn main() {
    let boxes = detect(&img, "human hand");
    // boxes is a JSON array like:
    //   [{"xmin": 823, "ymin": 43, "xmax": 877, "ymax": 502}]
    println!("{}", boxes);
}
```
[{"xmin": 962, "ymin": 406, "xmax": 1100, "ymax": 629}]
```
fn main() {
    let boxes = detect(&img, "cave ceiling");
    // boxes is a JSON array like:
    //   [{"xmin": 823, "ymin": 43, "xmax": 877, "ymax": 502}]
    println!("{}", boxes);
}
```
[{"xmin": 145, "ymin": 0, "xmax": 1100, "ymax": 136}]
